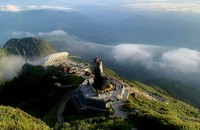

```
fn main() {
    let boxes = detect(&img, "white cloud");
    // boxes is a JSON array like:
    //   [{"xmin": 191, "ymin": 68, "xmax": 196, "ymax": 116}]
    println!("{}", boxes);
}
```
[
  {"xmin": 110, "ymin": 44, "xmax": 200, "ymax": 76},
  {"xmin": 124, "ymin": 2, "xmax": 200, "ymax": 13},
  {"xmin": 2, "ymin": 2, "xmax": 200, "ymax": 13},
  {"xmin": 26, "ymin": 5, "xmax": 73, "ymax": 11},
  {"xmin": 12, "ymin": 30, "xmax": 68, "ymax": 38},
  {"xmin": 0, "ymin": 56, "xmax": 25, "ymax": 81},
  {"xmin": 110, "ymin": 44, "xmax": 158, "ymax": 64},
  {"xmin": 38, "ymin": 30, "xmax": 68, "ymax": 37},
  {"xmin": 0, "ymin": 5, "xmax": 20, "ymax": 12},
  {"xmin": 160, "ymin": 48, "xmax": 200, "ymax": 73},
  {"xmin": 0, "ymin": 4, "xmax": 73, "ymax": 12}
]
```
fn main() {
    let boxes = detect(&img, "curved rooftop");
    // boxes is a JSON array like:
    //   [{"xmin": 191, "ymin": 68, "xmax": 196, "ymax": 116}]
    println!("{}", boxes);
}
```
[{"xmin": 41, "ymin": 52, "xmax": 69, "ymax": 65}]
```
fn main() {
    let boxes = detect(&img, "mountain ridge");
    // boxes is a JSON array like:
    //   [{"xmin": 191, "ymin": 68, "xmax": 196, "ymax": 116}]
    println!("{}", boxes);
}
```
[
  {"xmin": 143, "ymin": 78, "xmax": 200, "ymax": 109},
  {"xmin": 3, "ymin": 37, "xmax": 56, "ymax": 58}
]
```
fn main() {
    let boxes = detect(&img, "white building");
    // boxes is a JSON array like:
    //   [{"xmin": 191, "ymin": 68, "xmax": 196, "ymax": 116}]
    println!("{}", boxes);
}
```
[{"xmin": 41, "ymin": 52, "xmax": 69, "ymax": 65}]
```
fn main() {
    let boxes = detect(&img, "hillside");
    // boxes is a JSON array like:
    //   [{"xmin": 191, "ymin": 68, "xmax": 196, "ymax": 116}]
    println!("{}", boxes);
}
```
[
  {"xmin": 0, "ymin": 105, "xmax": 51, "ymax": 130},
  {"xmin": 0, "ymin": 64, "xmax": 84, "ymax": 127},
  {"xmin": 3, "ymin": 37, "xmax": 56, "ymax": 58},
  {"xmin": 0, "ymin": 49, "xmax": 7, "ymax": 58},
  {"xmin": 126, "ymin": 80, "xmax": 200, "ymax": 130},
  {"xmin": 143, "ymin": 79, "xmax": 200, "ymax": 109}
]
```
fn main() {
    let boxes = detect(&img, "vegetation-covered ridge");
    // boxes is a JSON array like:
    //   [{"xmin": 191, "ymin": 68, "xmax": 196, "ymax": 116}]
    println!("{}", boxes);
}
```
[
  {"xmin": 143, "ymin": 78, "xmax": 200, "ymax": 109},
  {"xmin": 0, "ymin": 105, "xmax": 51, "ymax": 130},
  {"xmin": 123, "ymin": 80, "xmax": 200, "ymax": 130},
  {"xmin": 0, "ymin": 48, "xmax": 7, "ymax": 58},
  {"xmin": 3, "ymin": 37, "xmax": 56, "ymax": 58}
]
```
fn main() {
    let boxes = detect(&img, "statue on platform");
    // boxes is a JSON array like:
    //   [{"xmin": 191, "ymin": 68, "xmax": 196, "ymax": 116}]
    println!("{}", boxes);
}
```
[{"xmin": 92, "ymin": 57, "xmax": 104, "ymax": 90}]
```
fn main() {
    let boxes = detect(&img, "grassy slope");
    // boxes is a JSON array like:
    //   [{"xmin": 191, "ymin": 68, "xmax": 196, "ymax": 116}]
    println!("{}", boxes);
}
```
[
  {"xmin": 103, "ymin": 67, "xmax": 119, "ymax": 78},
  {"xmin": 0, "ymin": 105, "xmax": 51, "ymax": 130},
  {"xmin": 0, "ymin": 49, "xmax": 7, "ymax": 58},
  {"xmin": 126, "ymin": 80, "xmax": 200, "ymax": 130},
  {"xmin": 143, "ymin": 79, "xmax": 200, "ymax": 109}
]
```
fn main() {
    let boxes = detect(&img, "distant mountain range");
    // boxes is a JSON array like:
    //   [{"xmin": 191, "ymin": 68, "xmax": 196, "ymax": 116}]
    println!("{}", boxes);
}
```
[
  {"xmin": 0, "ymin": 10, "xmax": 113, "ymax": 45},
  {"xmin": 1, "ymin": 9, "xmax": 200, "ymax": 48}
]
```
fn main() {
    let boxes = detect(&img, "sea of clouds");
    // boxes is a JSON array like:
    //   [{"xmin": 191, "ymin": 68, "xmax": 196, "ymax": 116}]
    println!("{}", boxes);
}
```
[{"xmin": 2, "ymin": 29, "xmax": 200, "ymax": 83}]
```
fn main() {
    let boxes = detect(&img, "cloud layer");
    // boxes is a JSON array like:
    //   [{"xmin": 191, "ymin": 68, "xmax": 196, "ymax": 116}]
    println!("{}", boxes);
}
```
[
  {"xmin": 26, "ymin": 5, "xmax": 73, "ymax": 11},
  {"xmin": 111, "ymin": 44, "xmax": 200, "ymax": 76},
  {"xmin": 111, "ymin": 44, "xmax": 159, "ymax": 64},
  {"xmin": 0, "ymin": 5, "xmax": 20, "ymax": 12},
  {"xmin": 0, "ymin": 4, "xmax": 73, "ymax": 12},
  {"xmin": 159, "ymin": 48, "xmax": 200, "ymax": 74},
  {"xmin": 38, "ymin": 30, "xmax": 68, "ymax": 37},
  {"xmin": 10, "ymin": 29, "xmax": 200, "ymax": 82},
  {"xmin": 124, "ymin": 2, "xmax": 200, "ymax": 13},
  {"xmin": 54, "ymin": 30, "xmax": 200, "ymax": 81},
  {"xmin": 0, "ymin": 56, "xmax": 25, "ymax": 81},
  {"xmin": 1, "ymin": 1, "xmax": 200, "ymax": 13}
]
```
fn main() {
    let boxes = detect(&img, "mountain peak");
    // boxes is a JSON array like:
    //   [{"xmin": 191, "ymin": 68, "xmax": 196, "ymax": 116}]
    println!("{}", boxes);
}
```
[{"xmin": 3, "ymin": 37, "xmax": 56, "ymax": 58}]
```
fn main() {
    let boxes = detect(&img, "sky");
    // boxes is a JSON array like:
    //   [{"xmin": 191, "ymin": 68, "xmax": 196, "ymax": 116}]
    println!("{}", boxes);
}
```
[{"xmin": 1, "ymin": 0, "xmax": 200, "ymax": 13}]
